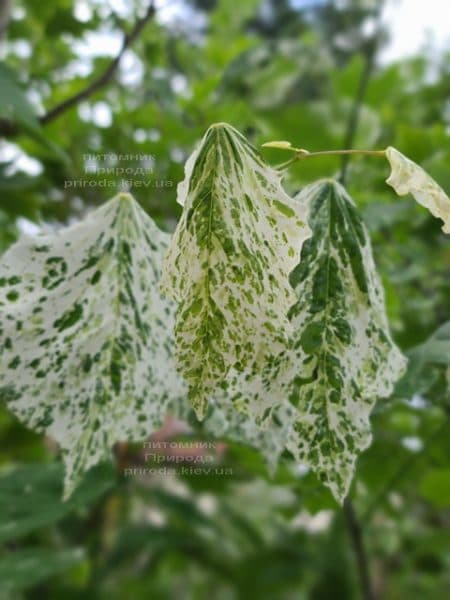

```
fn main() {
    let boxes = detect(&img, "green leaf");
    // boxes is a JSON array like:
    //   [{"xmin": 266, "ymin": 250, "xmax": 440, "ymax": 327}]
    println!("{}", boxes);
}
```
[
  {"xmin": 420, "ymin": 469, "xmax": 450, "ymax": 508},
  {"xmin": 385, "ymin": 146, "xmax": 450, "ymax": 233},
  {"xmin": 0, "ymin": 194, "xmax": 183, "ymax": 498},
  {"xmin": 0, "ymin": 209, "xmax": 18, "ymax": 255},
  {"xmin": 0, "ymin": 547, "xmax": 85, "ymax": 592},
  {"xmin": 0, "ymin": 63, "xmax": 42, "ymax": 135},
  {"xmin": 160, "ymin": 123, "xmax": 311, "ymax": 418},
  {"xmin": 0, "ymin": 462, "xmax": 115, "ymax": 543},
  {"xmin": 285, "ymin": 181, "xmax": 407, "ymax": 502},
  {"xmin": 0, "ymin": 64, "xmax": 68, "ymax": 162},
  {"xmin": 396, "ymin": 321, "xmax": 450, "ymax": 396},
  {"xmin": 408, "ymin": 322, "xmax": 450, "ymax": 366}
]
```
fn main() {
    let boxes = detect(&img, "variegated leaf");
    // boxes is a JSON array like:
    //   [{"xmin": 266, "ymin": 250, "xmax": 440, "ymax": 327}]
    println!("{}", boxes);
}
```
[
  {"xmin": 284, "ymin": 180, "xmax": 407, "ymax": 502},
  {"xmin": 204, "ymin": 395, "xmax": 294, "ymax": 475},
  {"xmin": 386, "ymin": 146, "xmax": 450, "ymax": 233},
  {"xmin": 160, "ymin": 122, "xmax": 311, "ymax": 419},
  {"xmin": 209, "ymin": 354, "xmax": 291, "ymax": 427},
  {"xmin": 0, "ymin": 194, "xmax": 184, "ymax": 498}
]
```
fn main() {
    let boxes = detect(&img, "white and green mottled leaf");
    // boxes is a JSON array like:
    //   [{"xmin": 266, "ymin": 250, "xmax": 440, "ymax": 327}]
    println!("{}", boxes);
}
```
[
  {"xmin": 385, "ymin": 146, "xmax": 450, "ymax": 233},
  {"xmin": 204, "ymin": 394, "xmax": 294, "ymax": 475},
  {"xmin": 160, "ymin": 122, "xmax": 311, "ymax": 419},
  {"xmin": 284, "ymin": 180, "xmax": 407, "ymax": 502},
  {"xmin": 209, "ymin": 352, "xmax": 291, "ymax": 427},
  {"xmin": 0, "ymin": 194, "xmax": 184, "ymax": 498}
]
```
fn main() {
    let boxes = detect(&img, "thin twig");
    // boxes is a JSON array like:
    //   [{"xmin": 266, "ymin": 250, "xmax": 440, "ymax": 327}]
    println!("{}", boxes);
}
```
[
  {"xmin": 277, "ymin": 148, "xmax": 385, "ymax": 170},
  {"xmin": 299, "ymin": 149, "xmax": 385, "ymax": 158},
  {"xmin": 344, "ymin": 499, "xmax": 377, "ymax": 600},
  {"xmin": 0, "ymin": 1, "xmax": 155, "ymax": 136},
  {"xmin": 0, "ymin": 0, "xmax": 11, "ymax": 44},
  {"xmin": 338, "ymin": 55, "xmax": 377, "ymax": 184}
]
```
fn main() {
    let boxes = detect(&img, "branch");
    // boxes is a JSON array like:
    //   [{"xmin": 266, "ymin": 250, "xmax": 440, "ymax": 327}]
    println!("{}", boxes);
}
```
[
  {"xmin": 0, "ymin": 0, "xmax": 11, "ymax": 44},
  {"xmin": 344, "ymin": 499, "xmax": 377, "ymax": 600},
  {"xmin": 338, "ymin": 4, "xmax": 385, "ymax": 185},
  {"xmin": 0, "ymin": 1, "xmax": 155, "ymax": 137}
]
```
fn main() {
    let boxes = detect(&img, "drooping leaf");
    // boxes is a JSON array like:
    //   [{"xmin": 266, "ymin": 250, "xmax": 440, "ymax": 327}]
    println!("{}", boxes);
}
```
[
  {"xmin": 165, "ymin": 373, "xmax": 291, "ymax": 477},
  {"xmin": 205, "ymin": 396, "xmax": 294, "ymax": 476},
  {"xmin": 385, "ymin": 146, "xmax": 450, "ymax": 233},
  {"xmin": 0, "ymin": 194, "xmax": 184, "ymax": 498},
  {"xmin": 160, "ymin": 122, "xmax": 311, "ymax": 418},
  {"xmin": 284, "ymin": 180, "xmax": 407, "ymax": 502}
]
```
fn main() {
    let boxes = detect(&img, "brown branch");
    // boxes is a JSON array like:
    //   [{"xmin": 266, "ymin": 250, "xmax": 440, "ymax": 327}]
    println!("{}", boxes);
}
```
[
  {"xmin": 0, "ymin": 0, "xmax": 11, "ymax": 45},
  {"xmin": 0, "ymin": 1, "xmax": 155, "ymax": 137},
  {"xmin": 339, "ymin": 3, "xmax": 385, "ymax": 185},
  {"xmin": 344, "ymin": 499, "xmax": 377, "ymax": 600}
]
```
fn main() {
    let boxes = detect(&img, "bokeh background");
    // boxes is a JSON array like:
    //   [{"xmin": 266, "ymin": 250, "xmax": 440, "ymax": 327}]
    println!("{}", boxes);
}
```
[{"xmin": 0, "ymin": 0, "xmax": 449, "ymax": 598}]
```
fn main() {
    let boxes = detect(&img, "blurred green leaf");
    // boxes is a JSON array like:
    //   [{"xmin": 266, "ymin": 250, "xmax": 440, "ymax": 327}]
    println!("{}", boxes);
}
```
[
  {"xmin": 0, "ymin": 462, "xmax": 116, "ymax": 543},
  {"xmin": 0, "ymin": 547, "xmax": 85, "ymax": 592},
  {"xmin": 396, "ymin": 322, "xmax": 450, "ymax": 397},
  {"xmin": 420, "ymin": 469, "xmax": 450, "ymax": 508},
  {"xmin": 0, "ymin": 64, "xmax": 68, "ymax": 162},
  {"xmin": 0, "ymin": 63, "xmax": 42, "ymax": 135}
]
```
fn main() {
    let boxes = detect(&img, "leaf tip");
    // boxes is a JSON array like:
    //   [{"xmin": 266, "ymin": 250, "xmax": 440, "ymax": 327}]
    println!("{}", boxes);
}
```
[
  {"xmin": 207, "ymin": 122, "xmax": 234, "ymax": 134},
  {"xmin": 117, "ymin": 192, "xmax": 134, "ymax": 203},
  {"xmin": 262, "ymin": 140, "xmax": 294, "ymax": 150}
]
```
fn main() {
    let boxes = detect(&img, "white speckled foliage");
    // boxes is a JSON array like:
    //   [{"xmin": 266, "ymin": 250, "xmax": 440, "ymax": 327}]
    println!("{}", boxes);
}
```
[
  {"xmin": 386, "ymin": 146, "xmax": 450, "ymax": 233},
  {"xmin": 0, "ymin": 138, "xmax": 418, "ymax": 505},
  {"xmin": 204, "ymin": 395, "xmax": 294, "ymax": 475},
  {"xmin": 160, "ymin": 123, "xmax": 311, "ymax": 419},
  {"xmin": 284, "ymin": 180, "xmax": 407, "ymax": 502},
  {"xmin": 0, "ymin": 194, "xmax": 184, "ymax": 498}
]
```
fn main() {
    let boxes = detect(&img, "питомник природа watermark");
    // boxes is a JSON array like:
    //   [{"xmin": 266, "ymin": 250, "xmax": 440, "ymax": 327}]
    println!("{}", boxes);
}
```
[
  {"xmin": 64, "ymin": 152, "xmax": 174, "ymax": 190},
  {"xmin": 123, "ymin": 440, "xmax": 234, "ymax": 478}
]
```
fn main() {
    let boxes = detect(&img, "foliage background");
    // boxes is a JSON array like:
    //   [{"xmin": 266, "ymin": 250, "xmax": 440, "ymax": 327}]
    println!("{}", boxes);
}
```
[{"xmin": 0, "ymin": 0, "xmax": 449, "ymax": 598}]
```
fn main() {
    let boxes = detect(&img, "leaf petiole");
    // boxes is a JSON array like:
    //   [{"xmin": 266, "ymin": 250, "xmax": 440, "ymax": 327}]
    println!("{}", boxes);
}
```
[{"xmin": 262, "ymin": 142, "xmax": 386, "ymax": 170}]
